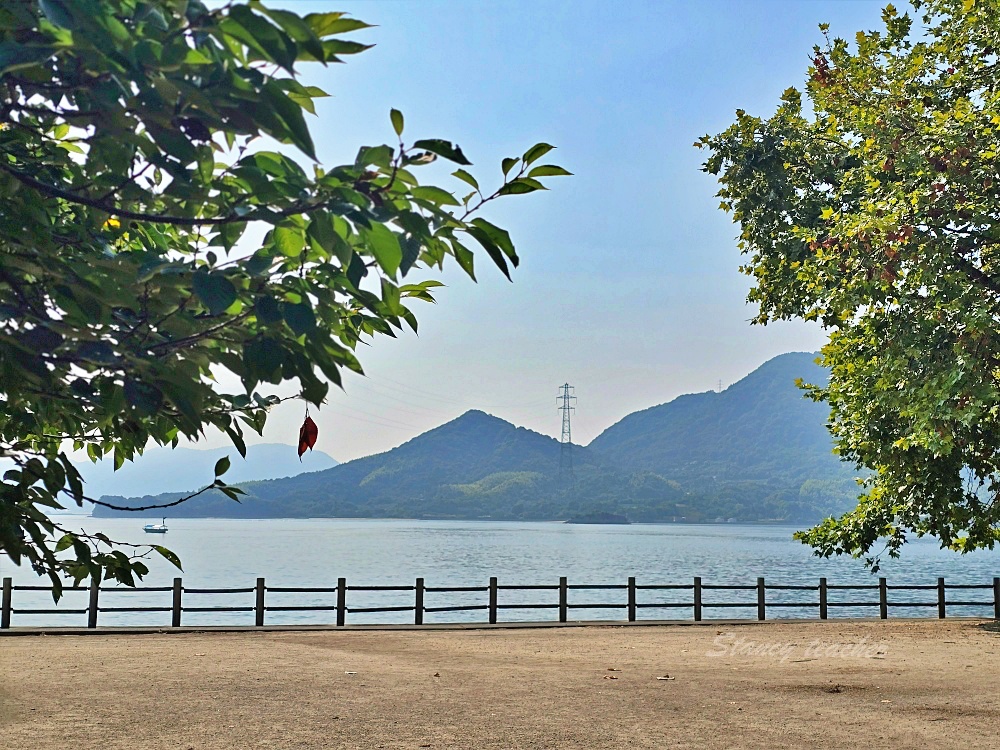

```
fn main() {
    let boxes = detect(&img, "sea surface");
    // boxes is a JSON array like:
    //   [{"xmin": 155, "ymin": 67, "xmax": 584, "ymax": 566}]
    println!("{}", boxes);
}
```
[{"xmin": 4, "ymin": 517, "xmax": 1000, "ymax": 627}]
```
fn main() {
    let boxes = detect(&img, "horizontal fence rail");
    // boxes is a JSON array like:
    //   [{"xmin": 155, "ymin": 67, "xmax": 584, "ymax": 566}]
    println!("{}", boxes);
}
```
[{"xmin": 2, "ymin": 575, "xmax": 999, "ymax": 630}]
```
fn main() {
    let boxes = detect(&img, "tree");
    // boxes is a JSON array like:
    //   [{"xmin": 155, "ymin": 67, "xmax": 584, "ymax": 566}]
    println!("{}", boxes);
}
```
[
  {"xmin": 699, "ymin": 0, "xmax": 1000, "ymax": 567},
  {"xmin": 0, "ymin": 0, "xmax": 569, "ymax": 596}
]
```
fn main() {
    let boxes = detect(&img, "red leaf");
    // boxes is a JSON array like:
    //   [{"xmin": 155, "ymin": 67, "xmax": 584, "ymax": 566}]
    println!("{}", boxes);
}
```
[{"xmin": 298, "ymin": 416, "xmax": 318, "ymax": 460}]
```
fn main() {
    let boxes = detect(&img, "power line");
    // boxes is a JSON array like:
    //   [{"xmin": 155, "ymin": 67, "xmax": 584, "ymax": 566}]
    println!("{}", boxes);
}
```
[
  {"xmin": 360, "ymin": 373, "xmax": 554, "ymax": 410},
  {"xmin": 325, "ymin": 402, "xmax": 426, "ymax": 431}
]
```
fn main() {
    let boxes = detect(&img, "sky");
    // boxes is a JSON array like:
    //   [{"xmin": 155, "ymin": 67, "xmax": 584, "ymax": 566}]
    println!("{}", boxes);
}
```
[{"xmin": 193, "ymin": 0, "xmax": 889, "ymax": 464}]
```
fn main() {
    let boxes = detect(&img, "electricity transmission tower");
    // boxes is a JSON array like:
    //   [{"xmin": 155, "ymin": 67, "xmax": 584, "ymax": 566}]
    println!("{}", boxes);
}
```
[{"xmin": 557, "ymin": 383, "xmax": 576, "ymax": 477}]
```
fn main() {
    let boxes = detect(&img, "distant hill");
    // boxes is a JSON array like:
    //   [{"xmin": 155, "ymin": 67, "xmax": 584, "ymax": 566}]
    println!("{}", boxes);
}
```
[
  {"xmin": 94, "ymin": 353, "xmax": 860, "ymax": 523},
  {"xmin": 590, "ymin": 351, "xmax": 844, "ymax": 481},
  {"xmin": 589, "ymin": 352, "xmax": 858, "ymax": 519},
  {"xmin": 83, "ymin": 443, "xmax": 336, "ymax": 502}
]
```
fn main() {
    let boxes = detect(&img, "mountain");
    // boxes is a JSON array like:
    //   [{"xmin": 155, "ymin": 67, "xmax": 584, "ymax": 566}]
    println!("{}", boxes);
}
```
[
  {"xmin": 588, "ymin": 352, "xmax": 858, "ymax": 518},
  {"xmin": 94, "ymin": 411, "xmax": 623, "ymax": 519},
  {"xmin": 590, "ymin": 351, "xmax": 843, "ymax": 482},
  {"xmin": 81, "ymin": 443, "xmax": 337, "ymax": 501},
  {"xmin": 94, "ymin": 353, "xmax": 859, "ymax": 523}
]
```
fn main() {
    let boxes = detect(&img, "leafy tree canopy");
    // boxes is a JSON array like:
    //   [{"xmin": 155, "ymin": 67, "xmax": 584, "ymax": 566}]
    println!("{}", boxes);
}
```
[
  {"xmin": 700, "ymin": 0, "xmax": 1000, "ymax": 567},
  {"xmin": 0, "ymin": 0, "xmax": 568, "ymax": 596}
]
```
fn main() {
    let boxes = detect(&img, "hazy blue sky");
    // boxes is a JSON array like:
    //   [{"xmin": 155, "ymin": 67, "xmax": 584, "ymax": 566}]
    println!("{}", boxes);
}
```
[{"xmin": 202, "ymin": 0, "xmax": 888, "ymax": 464}]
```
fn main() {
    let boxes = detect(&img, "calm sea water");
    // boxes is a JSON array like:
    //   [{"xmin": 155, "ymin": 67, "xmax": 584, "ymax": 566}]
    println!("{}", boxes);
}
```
[{"xmin": 4, "ymin": 517, "xmax": 999, "ymax": 627}]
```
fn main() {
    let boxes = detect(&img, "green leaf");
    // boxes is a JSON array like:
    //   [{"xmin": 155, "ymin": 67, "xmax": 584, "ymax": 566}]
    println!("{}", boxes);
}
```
[
  {"xmin": 304, "ymin": 12, "xmax": 372, "ymax": 37},
  {"xmin": 225, "ymin": 426, "xmax": 248, "ymax": 459},
  {"xmin": 215, "ymin": 456, "xmax": 231, "ymax": 477},
  {"xmin": 356, "ymin": 144, "xmax": 393, "ymax": 169},
  {"xmin": 501, "ymin": 157, "xmax": 519, "ymax": 176},
  {"xmin": 39, "ymin": 0, "xmax": 75, "ymax": 29},
  {"xmin": 380, "ymin": 278, "xmax": 404, "ymax": 315},
  {"xmin": 399, "ymin": 235, "xmax": 422, "ymax": 275},
  {"xmin": 411, "ymin": 186, "xmax": 460, "ymax": 206},
  {"xmin": 498, "ymin": 177, "xmax": 547, "ymax": 196},
  {"xmin": 124, "ymin": 378, "xmax": 164, "ymax": 418},
  {"xmin": 363, "ymin": 224, "xmax": 403, "ymax": 276},
  {"xmin": 273, "ymin": 226, "xmax": 306, "ymax": 257},
  {"xmin": 307, "ymin": 215, "xmax": 352, "ymax": 264},
  {"xmin": 76, "ymin": 341, "xmax": 117, "ymax": 364},
  {"xmin": 255, "ymin": 6, "xmax": 325, "ymax": 60},
  {"xmin": 183, "ymin": 48, "xmax": 213, "ymax": 64},
  {"xmin": 226, "ymin": 5, "xmax": 297, "ymax": 71},
  {"xmin": 527, "ymin": 165, "xmax": 573, "ymax": 178},
  {"xmin": 255, "ymin": 296, "xmax": 283, "ymax": 325},
  {"xmin": 220, "ymin": 486, "xmax": 245, "ymax": 501},
  {"xmin": 452, "ymin": 169, "xmax": 479, "ymax": 190},
  {"xmin": 412, "ymin": 139, "xmax": 472, "ymax": 165},
  {"xmin": 346, "ymin": 253, "xmax": 367, "ymax": 288},
  {"xmin": 193, "ymin": 272, "xmax": 238, "ymax": 316},
  {"xmin": 262, "ymin": 82, "xmax": 317, "ymax": 160},
  {"xmin": 390, "ymin": 108, "xmax": 404, "ymax": 137},
  {"xmin": 470, "ymin": 218, "xmax": 517, "ymax": 263},
  {"xmin": 465, "ymin": 225, "xmax": 511, "ymax": 280},
  {"xmin": 244, "ymin": 337, "xmax": 285, "ymax": 383},
  {"xmin": 154, "ymin": 546, "xmax": 183, "ymax": 571},
  {"xmin": 244, "ymin": 251, "xmax": 274, "ymax": 277},
  {"xmin": 452, "ymin": 241, "xmax": 476, "ymax": 280},
  {"xmin": 523, "ymin": 143, "xmax": 555, "ymax": 165},
  {"xmin": 0, "ymin": 42, "xmax": 57, "ymax": 74},
  {"xmin": 282, "ymin": 301, "xmax": 317, "ymax": 336}
]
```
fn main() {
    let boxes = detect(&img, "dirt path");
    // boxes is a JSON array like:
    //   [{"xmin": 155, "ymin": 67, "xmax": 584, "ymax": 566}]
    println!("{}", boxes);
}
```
[{"xmin": 3, "ymin": 620, "xmax": 999, "ymax": 749}]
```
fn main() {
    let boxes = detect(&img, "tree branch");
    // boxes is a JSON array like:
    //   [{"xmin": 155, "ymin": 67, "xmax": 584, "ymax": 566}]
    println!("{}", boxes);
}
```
[
  {"xmin": 84, "ymin": 483, "xmax": 221, "ymax": 511},
  {"xmin": 0, "ymin": 162, "xmax": 325, "ymax": 227}
]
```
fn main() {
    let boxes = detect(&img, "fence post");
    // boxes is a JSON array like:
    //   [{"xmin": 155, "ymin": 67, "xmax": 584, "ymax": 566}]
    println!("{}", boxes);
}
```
[
  {"xmin": 757, "ymin": 577, "xmax": 766, "ymax": 621},
  {"xmin": 336, "ymin": 577, "xmax": 346, "ymax": 627},
  {"xmin": 693, "ymin": 577, "xmax": 702, "ymax": 622},
  {"xmin": 171, "ymin": 577, "xmax": 182, "ymax": 627},
  {"xmin": 1, "ymin": 577, "xmax": 11, "ymax": 629},
  {"xmin": 559, "ymin": 576, "xmax": 568, "ymax": 623},
  {"xmin": 879, "ymin": 577, "xmax": 888, "ymax": 620},
  {"xmin": 937, "ymin": 577, "xmax": 946, "ymax": 619},
  {"xmin": 488, "ymin": 577, "xmax": 498, "ymax": 625},
  {"xmin": 255, "ymin": 577, "xmax": 266, "ymax": 627},
  {"xmin": 627, "ymin": 577, "xmax": 636, "ymax": 622},
  {"xmin": 995, "ymin": 577, "xmax": 1000, "ymax": 621},
  {"xmin": 87, "ymin": 579, "xmax": 100, "ymax": 629},
  {"xmin": 414, "ymin": 578, "xmax": 424, "ymax": 626},
  {"xmin": 819, "ymin": 577, "xmax": 828, "ymax": 620}
]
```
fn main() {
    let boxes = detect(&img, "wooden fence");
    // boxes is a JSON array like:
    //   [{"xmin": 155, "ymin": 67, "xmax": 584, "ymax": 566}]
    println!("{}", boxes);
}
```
[{"xmin": 3, "ymin": 575, "xmax": 999, "ymax": 629}]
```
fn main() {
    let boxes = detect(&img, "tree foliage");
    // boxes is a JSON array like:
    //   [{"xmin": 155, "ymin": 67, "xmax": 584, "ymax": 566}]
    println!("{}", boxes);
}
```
[
  {"xmin": 700, "ymin": 0, "xmax": 1000, "ymax": 566},
  {"xmin": 0, "ymin": 0, "xmax": 568, "ymax": 596}
]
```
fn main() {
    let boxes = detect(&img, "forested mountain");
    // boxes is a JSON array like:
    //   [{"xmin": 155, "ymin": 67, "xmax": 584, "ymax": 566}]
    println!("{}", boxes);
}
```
[
  {"xmin": 590, "ymin": 352, "xmax": 838, "ymax": 481},
  {"xmin": 94, "ymin": 353, "xmax": 860, "ymax": 523},
  {"xmin": 587, "ymin": 351, "xmax": 858, "ymax": 517}
]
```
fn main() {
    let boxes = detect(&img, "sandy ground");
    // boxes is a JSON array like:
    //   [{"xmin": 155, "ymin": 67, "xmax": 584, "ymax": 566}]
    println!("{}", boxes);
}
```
[{"xmin": 3, "ymin": 620, "xmax": 1000, "ymax": 749}]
